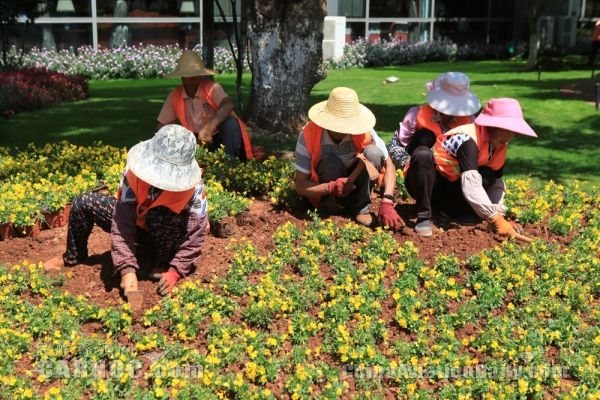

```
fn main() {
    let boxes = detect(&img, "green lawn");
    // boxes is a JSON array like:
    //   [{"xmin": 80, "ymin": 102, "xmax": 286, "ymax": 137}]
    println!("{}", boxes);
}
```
[{"xmin": 1, "ymin": 60, "xmax": 598, "ymax": 183}]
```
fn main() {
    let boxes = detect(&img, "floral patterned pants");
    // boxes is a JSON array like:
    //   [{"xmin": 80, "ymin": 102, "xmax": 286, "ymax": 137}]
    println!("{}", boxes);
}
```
[{"xmin": 63, "ymin": 192, "xmax": 193, "ymax": 272}]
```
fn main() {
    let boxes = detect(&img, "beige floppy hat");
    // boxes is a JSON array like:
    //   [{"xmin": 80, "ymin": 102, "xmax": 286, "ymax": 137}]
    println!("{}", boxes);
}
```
[
  {"xmin": 166, "ymin": 50, "xmax": 215, "ymax": 78},
  {"xmin": 308, "ymin": 87, "xmax": 376, "ymax": 135}
]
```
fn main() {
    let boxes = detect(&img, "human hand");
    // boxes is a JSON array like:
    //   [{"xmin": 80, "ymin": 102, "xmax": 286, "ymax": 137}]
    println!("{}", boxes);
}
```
[
  {"xmin": 378, "ymin": 201, "xmax": 404, "ymax": 231},
  {"xmin": 197, "ymin": 126, "xmax": 217, "ymax": 143},
  {"xmin": 327, "ymin": 177, "xmax": 354, "ymax": 197},
  {"xmin": 489, "ymin": 214, "xmax": 532, "ymax": 243},
  {"xmin": 157, "ymin": 268, "xmax": 180, "ymax": 296}
]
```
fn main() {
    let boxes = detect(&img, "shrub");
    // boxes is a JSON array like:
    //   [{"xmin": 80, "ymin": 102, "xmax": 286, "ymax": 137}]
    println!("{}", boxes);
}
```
[
  {"xmin": 0, "ymin": 68, "xmax": 88, "ymax": 116},
  {"xmin": 327, "ymin": 38, "xmax": 511, "ymax": 70},
  {"xmin": 2, "ymin": 44, "xmax": 249, "ymax": 80}
]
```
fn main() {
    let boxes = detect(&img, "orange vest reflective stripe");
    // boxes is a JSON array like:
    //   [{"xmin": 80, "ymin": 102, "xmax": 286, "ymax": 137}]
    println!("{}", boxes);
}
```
[
  {"xmin": 433, "ymin": 123, "xmax": 507, "ymax": 182},
  {"xmin": 416, "ymin": 104, "xmax": 472, "ymax": 138},
  {"xmin": 121, "ymin": 170, "xmax": 196, "ymax": 230},
  {"xmin": 302, "ymin": 121, "xmax": 373, "ymax": 206},
  {"xmin": 171, "ymin": 82, "xmax": 254, "ymax": 160}
]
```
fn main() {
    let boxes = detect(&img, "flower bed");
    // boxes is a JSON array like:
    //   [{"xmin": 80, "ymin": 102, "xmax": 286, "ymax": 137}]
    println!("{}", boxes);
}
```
[
  {"xmin": 0, "ymin": 192, "xmax": 598, "ymax": 398},
  {"xmin": 3, "ymin": 45, "xmax": 245, "ymax": 80},
  {"xmin": 0, "ymin": 68, "xmax": 88, "ymax": 116}
]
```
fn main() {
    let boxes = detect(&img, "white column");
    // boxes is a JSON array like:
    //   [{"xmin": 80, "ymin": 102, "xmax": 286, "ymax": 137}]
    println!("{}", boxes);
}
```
[
  {"xmin": 429, "ymin": 0, "xmax": 435, "ymax": 41},
  {"xmin": 91, "ymin": 0, "xmax": 98, "ymax": 50}
]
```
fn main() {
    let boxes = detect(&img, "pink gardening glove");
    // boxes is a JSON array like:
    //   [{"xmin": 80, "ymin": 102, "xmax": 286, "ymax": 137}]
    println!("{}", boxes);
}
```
[
  {"xmin": 157, "ymin": 268, "xmax": 180, "ymax": 296},
  {"xmin": 378, "ymin": 202, "xmax": 404, "ymax": 231}
]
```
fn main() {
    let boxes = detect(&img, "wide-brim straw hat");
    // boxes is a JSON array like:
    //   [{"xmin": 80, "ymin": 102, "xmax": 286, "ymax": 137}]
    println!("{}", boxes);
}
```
[
  {"xmin": 426, "ymin": 72, "xmax": 480, "ymax": 116},
  {"xmin": 308, "ymin": 87, "xmax": 375, "ymax": 135},
  {"xmin": 127, "ymin": 124, "xmax": 203, "ymax": 191},
  {"xmin": 475, "ymin": 98, "xmax": 537, "ymax": 138},
  {"xmin": 166, "ymin": 50, "xmax": 215, "ymax": 78}
]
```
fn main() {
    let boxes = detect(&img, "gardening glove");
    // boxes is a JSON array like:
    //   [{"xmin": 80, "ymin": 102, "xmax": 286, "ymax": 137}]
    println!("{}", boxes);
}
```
[
  {"xmin": 157, "ymin": 268, "xmax": 180, "ymax": 296},
  {"xmin": 327, "ymin": 178, "xmax": 353, "ymax": 197},
  {"xmin": 378, "ymin": 201, "xmax": 404, "ymax": 231},
  {"xmin": 489, "ymin": 214, "xmax": 532, "ymax": 243}
]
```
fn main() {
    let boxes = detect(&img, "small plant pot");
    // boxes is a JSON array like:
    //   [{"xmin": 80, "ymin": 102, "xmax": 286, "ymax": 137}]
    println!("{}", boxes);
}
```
[
  {"xmin": 213, "ymin": 216, "xmax": 236, "ymax": 238},
  {"xmin": 14, "ymin": 221, "xmax": 41, "ymax": 239},
  {"xmin": 42, "ymin": 208, "xmax": 69, "ymax": 229},
  {"xmin": 0, "ymin": 222, "xmax": 13, "ymax": 241},
  {"xmin": 63, "ymin": 203, "xmax": 72, "ymax": 223}
]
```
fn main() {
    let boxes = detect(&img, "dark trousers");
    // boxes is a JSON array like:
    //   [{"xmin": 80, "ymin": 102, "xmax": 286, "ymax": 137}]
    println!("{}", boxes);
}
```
[
  {"xmin": 405, "ymin": 147, "xmax": 497, "ymax": 220},
  {"xmin": 63, "ymin": 192, "xmax": 192, "ymax": 271},
  {"xmin": 316, "ymin": 144, "xmax": 384, "ymax": 216},
  {"xmin": 208, "ymin": 115, "xmax": 245, "ymax": 160},
  {"xmin": 588, "ymin": 41, "xmax": 600, "ymax": 66}
]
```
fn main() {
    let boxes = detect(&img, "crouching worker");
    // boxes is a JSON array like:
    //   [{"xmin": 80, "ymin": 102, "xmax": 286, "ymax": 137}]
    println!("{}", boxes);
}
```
[
  {"xmin": 407, "ymin": 98, "xmax": 535, "ymax": 241},
  {"xmin": 294, "ymin": 87, "xmax": 404, "ymax": 231},
  {"xmin": 45, "ymin": 125, "xmax": 208, "ymax": 308}
]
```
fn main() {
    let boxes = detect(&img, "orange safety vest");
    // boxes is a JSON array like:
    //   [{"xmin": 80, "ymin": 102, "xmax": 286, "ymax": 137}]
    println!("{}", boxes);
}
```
[
  {"xmin": 119, "ymin": 170, "xmax": 196, "ymax": 230},
  {"xmin": 303, "ymin": 121, "xmax": 379, "ymax": 206},
  {"xmin": 402, "ymin": 104, "xmax": 472, "ymax": 175},
  {"xmin": 171, "ymin": 81, "xmax": 254, "ymax": 160},
  {"xmin": 416, "ymin": 104, "xmax": 472, "ymax": 138},
  {"xmin": 433, "ymin": 123, "xmax": 507, "ymax": 182}
]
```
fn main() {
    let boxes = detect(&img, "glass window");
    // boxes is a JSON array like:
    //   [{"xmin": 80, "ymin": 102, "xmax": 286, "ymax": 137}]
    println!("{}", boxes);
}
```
[
  {"xmin": 97, "ymin": 23, "xmax": 200, "ymax": 49},
  {"xmin": 96, "ymin": 0, "xmax": 200, "ymax": 17},
  {"xmin": 213, "ymin": 0, "xmax": 242, "ymax": 18},
  {"xmin": 370, "ymin": 0, "xmax": 428, "ymax": 18},
  {"xmin": 345, "ymin": 22, "xmax": 366, "ymax": 42},
  {"xmin": 16, "ymin": 23, "xmax": 93, "ymax": 50},
  {"xmin": 435, "ymin": 0, "xmax": 488, "ymax": 18},
  {"xmin": 338, "ymin": 0, "xmax": 365, "ymax": 18},
  {"xmin": 368, "ymin": 22, "xmax": 429, "ymax": 42},
  {"xmin": 491, "ymin": 0, "xmax": 516, "ymax": 18},
  {"xmin": 42, "ymin": 0, "xmax": 91, "ymax": 17},
  {"xmin": 585, "ymin": 0, "xmax": 600, "ymax": 18},
  {"xmin": 434, "ymin": 21, "xmax": 488, "ymax": 42}
]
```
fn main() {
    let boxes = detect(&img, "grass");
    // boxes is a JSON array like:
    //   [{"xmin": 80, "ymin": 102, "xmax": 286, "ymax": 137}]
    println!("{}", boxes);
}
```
[{"xmin": 0, "ymin": 60, "xmax": 598, "ymax": 183}]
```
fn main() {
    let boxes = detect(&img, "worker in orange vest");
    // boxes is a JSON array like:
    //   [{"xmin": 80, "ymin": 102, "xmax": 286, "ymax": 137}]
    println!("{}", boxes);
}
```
[
  {"xmin": 294, "ymin": 87, "xmax": 404, "ymax": 230},
  {"xmin": 158, "ymin": 50, "xmax": 254, "ymax": 160},
  {"xmin": 45, "ymin": 125, "xmax": 209, "ymax": 309},
  {"xmin": 387, "ymin": 72, "xmax": 480, "ymax": 170},
  {"xmin": 388, "ymin": 72, "xmax": 480, "ymax": 236},
  {"xmin": 407, "ymin": 98, "xmax": 535, "ymax": 241},
  {"xmin": 588, "ymin": 20, "xmax": 600, "ymax": 66}
]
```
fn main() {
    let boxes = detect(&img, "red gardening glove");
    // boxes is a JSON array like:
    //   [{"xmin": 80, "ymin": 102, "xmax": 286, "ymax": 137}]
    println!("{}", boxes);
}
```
[
  {"xmin": 327, "ymin": 177, "xmax": 353, "ymax": 197},
  {"xmin": 157, "ymin": 268, "xmax": 180, "ymax": 296},
  {"xmin": 378, "ymin": 201, "xmax": 404, "ymax": 231}
]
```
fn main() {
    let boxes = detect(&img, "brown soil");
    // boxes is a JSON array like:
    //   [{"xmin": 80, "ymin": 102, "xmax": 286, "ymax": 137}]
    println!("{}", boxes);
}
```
[{"xmin": 0, "ymin": 198, "xmax": 548, "ymax": 312}]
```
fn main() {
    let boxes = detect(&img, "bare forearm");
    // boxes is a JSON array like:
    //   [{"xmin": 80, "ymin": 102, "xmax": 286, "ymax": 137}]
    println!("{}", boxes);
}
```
[{"xmin": 382, "ymin": 158, "xmax": 396, "ymax": 197}]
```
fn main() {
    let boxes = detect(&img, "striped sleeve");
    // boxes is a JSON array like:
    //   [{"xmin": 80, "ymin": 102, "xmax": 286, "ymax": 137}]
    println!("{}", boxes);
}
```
[{"xmin": 293, "ymin": 131, "xmax": 311, "ymax": 174}]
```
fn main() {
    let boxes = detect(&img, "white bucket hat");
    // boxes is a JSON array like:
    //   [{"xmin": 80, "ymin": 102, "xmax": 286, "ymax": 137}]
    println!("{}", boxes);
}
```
[
  {"xmin": 308, "ymin": 87, "xmax": 375, "ymax": 135},
  {"xmin": 166, "ymin": 50, "xmax": 215, "ymax": 78},
  {"xmin": 426, "ymin": 72, "xmax": 480, "ymax": 116},
  {"xmin": 127, "ymin": 125, "xmax": 202, "ymax": 192}
]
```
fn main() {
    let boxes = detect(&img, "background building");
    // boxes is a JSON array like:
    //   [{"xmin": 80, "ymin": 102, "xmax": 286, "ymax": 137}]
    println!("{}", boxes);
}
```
[{"xmin": 11, "ymin": 0, "xmax": 600, "ymax": 52}]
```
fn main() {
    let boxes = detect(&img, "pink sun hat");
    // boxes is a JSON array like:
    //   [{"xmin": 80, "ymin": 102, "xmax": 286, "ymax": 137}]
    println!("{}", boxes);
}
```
[{"xmin": 475, "ymin": 98, "xmax": 537, "ymax": 138}]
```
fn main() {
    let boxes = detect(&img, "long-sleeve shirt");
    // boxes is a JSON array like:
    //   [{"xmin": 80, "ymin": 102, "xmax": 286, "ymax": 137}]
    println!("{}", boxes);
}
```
[{"xmin": 111, "ymin": 172, "xmax": 208, "ymax": 277}]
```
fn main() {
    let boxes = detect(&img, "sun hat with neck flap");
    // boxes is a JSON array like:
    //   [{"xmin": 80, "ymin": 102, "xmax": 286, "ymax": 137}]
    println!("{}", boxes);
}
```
[
  {"xmin": 308, "ymin": 87, "xmax": 376, "ymax": 135},
  {"xmin": 475, "ymin": 98, "xmax": 537, "ymax": 138},
  {"xmin": 166, "ymin": 50, "xmax": 215, "ymax": 78},
  {"xmin": 126, "ymin": 124, "xmax": 203, "ymax": 192},
  {"xmin": 426, "ymin": 72, "xmax": 480, "ymax": 117}
]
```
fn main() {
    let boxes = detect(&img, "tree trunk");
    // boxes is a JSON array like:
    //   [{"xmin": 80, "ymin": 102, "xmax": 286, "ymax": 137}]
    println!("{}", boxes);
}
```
[
  {"xmin": 524, "ymin": 0, "xmax": 543, "ymax": 71},
  {"xmin": 246, "ymin": 0, "xmax": 326, "ymax": 135}
]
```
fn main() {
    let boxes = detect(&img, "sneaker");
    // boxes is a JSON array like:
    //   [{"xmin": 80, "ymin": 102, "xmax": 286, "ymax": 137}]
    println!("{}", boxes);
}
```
[
  {"xmin": 355, "ymin": 213, "xmax": 375, "ymax": 227},
  {"xmin": 415, "ymin": 219, "xmax": 433, "ymax": 237}
]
